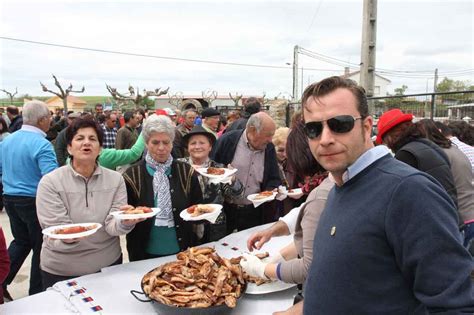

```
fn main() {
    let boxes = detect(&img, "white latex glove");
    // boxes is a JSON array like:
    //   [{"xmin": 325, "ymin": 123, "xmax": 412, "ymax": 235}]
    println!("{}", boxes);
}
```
[
  {"xmin": 266, "ymin": 251, "xmax": 285, "ymax": 264},
  {"xmin": 240, "ymin": 253, "xmax": 268, "ymax": 279}
]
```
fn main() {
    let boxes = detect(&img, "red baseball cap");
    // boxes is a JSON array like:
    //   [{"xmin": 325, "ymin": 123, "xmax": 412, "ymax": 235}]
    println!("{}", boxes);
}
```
[
  {"xmin": 155, "ymin": 109, "xmax": 168, "ymax": 116},
  {"xmin": 376, "ymin": 109, "xmax": 413, "ymax": 144}
]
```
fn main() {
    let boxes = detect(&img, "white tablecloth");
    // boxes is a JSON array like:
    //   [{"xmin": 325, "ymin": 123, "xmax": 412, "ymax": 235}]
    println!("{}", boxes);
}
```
[{"xmin": 1, "ymin": 224, "xmax": 296, "ymax": 314}]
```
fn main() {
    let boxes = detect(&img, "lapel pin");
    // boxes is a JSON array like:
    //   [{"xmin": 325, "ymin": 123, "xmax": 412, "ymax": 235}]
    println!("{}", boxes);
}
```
[{"xmin": 330, "ymin": 226, "xmax": 336, "ymax": 236}]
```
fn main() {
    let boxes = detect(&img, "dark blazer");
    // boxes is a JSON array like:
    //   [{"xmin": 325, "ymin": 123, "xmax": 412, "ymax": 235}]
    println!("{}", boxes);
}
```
[
  {"xmin": 211, "ymin": 129, "xmax": 281, "ymax": 191},
  {"xmin": 395, "ymin": 138, "xmax": 458, "ymax": 209},
  {"xmin": 123, "ymin": 159, "xmax": 202, "ymax": 261},
  {"xmin": 8, "ymin": 115, "xmax": 23, "ymax": 133}
]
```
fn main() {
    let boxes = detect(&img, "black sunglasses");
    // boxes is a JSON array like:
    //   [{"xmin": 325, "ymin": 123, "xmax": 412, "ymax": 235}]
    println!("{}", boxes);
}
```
[{"xmin": 304, "ymin": 115, "xmax": 363, "ymax": 139}]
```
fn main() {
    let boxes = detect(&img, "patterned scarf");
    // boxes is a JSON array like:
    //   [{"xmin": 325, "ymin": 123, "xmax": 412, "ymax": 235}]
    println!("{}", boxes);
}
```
[{"xmin": 145, "ymin": 152, "xmax": 173, "ymax": 227}]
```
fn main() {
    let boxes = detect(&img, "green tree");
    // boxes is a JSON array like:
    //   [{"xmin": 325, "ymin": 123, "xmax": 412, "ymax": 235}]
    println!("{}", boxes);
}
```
[
  {"xmin": 436, "ymin": 77, "xmax": 470, "ymax": 92},
  {"xmin": 394, "ymin": 85, "xmax": 408, "ymax": 96}
]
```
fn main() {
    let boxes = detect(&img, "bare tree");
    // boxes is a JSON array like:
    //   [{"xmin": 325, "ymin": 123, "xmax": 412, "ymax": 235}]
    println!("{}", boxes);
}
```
[
  {"xmin": 202, "ymin": 89, "xmax": 218, "ymax": 107},
  {"xmin": 168, "ymin": 91, "xmax": 184, "ymax": 109},
  {"xmin": 40, "ymin": 75, "xmax": 84, "ymax": 117},
  {"xmin": 262, "ymin": 92, "xmax": 270, "ymax": 106},
  {"xmin": 0, "ymin": 87, "xmax": 18, "ymax": 105},
  {"xmin": 106, "ymin": 84, "xmax": 169, "ymax": 109},
  {"xmin": 229, "ymin": 92, "xmax": 243, "ymax": 107}
]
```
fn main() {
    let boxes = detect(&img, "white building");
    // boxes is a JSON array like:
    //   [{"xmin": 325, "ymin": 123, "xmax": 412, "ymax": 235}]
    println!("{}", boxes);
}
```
[{"xmin": 342, "ymin": 67, "xmax": 391, "ymax": 97}]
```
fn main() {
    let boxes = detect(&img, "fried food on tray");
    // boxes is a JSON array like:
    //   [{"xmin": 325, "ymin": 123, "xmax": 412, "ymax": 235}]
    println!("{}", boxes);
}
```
[
  {"xmin": 253, "ymin": 191, "xmax": 274, "ymax": 200},
  {"xmin": 206, "ymin": 167, "xmax": 226, "ymax": 175},
  {"xmin": 142, "ymin": 246, "xmax": 245, "ymax": 309},
  {"xmin": 186, "ymin": 204, "xmax": 215, "ymax": 217},
  {"xmin": 54, "ymin": 224, "xmax": 97, "ymax": 235},
  {"xmin": 122, "ymin": 206, "xmax": 153, "ymax": 214}
]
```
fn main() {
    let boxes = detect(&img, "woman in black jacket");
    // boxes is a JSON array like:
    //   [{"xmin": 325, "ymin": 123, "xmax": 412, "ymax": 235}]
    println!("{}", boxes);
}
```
[{"xmin": 123, "ymin": 114, "xmax": 202, "ymax": 261}]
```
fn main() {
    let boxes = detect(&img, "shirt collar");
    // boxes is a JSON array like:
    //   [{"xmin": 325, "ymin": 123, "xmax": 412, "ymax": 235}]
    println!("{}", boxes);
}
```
[
  {"xmin": 68, "ymin": 163, "xmax": 102, "ymax": 179},
  {"xmin": 342, "ymin": 145, "xmax": 391, "ymax": 184},
  {"xmin": 21, "ymin": 125, "xmax": 46, "ymax": 137}
]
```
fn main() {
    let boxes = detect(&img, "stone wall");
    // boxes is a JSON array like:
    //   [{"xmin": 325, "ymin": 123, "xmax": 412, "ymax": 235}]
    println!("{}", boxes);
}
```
[{"xmin": 266, "ymin": 99, "xmax": 289, "ymax": 128}]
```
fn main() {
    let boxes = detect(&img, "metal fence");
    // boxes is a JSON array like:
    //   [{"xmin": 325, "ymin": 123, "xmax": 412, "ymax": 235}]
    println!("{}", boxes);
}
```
[
  {"xmin": 369, "ymin": 90, "xmax": 474, "ymax": 122},
  {"xmin": 286, "ymin": 91, "xmax": 474, "ymax": 126}
]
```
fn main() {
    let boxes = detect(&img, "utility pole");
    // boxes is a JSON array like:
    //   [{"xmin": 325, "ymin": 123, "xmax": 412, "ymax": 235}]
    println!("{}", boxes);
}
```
[
  {"xmin": 292, "ymin": 45, "xmax": 299, "ymax": 102},
  {"xmin": 301, "ymin": 67, "xmax": 304, "ymax": 99},
  {"xmin": 431, "ymin": 68, "xmax": 439, "ymax": 118},
  {"xmin": 360, "ymin": 0, "xmax": 378, "ymax": 114}
]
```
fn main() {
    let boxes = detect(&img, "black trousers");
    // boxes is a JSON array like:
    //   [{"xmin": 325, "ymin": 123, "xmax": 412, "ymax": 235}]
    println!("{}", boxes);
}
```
[
  {"xmin": 41, "ymin": 255, "xmax": 123, "ymax": 290},
  {"xmin": 3, "ymin": 195, "xmax": 43, "ymax": 295},
  {"xmin": 224, "ymin": 202, "xmax": 263, "ymax": 234}
]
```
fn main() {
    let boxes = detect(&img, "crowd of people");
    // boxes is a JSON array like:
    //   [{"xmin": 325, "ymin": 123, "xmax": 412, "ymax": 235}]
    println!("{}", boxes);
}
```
[{"xmin": 0, "ymin": 76, "xmax": 472, "ymax": 314}]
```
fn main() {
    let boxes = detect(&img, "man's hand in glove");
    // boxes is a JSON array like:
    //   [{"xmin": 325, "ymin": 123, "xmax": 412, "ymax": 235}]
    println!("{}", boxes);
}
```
[{"xmin": 240, "ymin": 253, "xmax": 269, "ymax": 279}]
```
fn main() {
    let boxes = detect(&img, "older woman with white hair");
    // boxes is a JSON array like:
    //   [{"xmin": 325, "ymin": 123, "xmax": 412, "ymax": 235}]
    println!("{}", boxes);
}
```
[{"xmin": 123, "ymin": 114, "xmax": 203, "ymax": 261}]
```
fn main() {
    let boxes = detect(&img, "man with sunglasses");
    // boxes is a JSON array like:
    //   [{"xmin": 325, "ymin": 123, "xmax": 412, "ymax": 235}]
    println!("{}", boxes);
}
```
[{"xmin": 283, "ymin": 77, "xmax": 473, "ymax": 315}]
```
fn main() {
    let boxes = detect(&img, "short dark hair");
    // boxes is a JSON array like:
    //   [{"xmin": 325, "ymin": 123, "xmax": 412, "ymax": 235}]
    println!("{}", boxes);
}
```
[
  {"xmin": 6, "ymin": 106, "xmax": 19, "ymax": 116},
  {"xmin": 447, "ymin": 121, "xmax": 474, "ymax": 146},
  {"xmin": 123, "ymin": 111, "xmax": 135, "ymax": 123},
  {"xmin": 302, "ymin": 76, "xmax": 368, "ymax": 118},
  {"xmin": 96, "ymin": 114, "xmax": 106, "ymax": 124},
  {"xmin": 135, "ymin": 108, "xmax": 146, "ymax": 117},
  {"xmin": 244, "ymin": 97, "xmax": 262, "ymax": 115},
  {"xmin": 66, "ymin": 117, "xmax": 104, "ymax": 147},
  {"xmin": 104, "ymin": 112, "xmax": 116, "ymax": 121}
]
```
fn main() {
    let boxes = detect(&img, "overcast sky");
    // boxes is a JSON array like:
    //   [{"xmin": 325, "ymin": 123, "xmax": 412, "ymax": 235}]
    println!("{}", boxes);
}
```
[{"xmin": 0, "ymin": 0, "xmax": 472, "ymax": 99}]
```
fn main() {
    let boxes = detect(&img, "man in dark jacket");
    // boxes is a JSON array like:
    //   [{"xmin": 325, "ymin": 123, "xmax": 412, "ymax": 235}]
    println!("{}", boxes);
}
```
[
  {"xmin": 211, "ymin": 112, "xmax": 281, "ymax": 233},
  {"xmin": 6, "ymin": 106, "xmax": 22, "ymax": 133}
]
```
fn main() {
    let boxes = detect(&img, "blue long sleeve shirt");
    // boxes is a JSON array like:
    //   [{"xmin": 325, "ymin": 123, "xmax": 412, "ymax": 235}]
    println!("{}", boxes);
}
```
[
  {"xmin": 1, "ymin": 126, "xmax": 57, "ymax": 197},
  {"xmin": 304, "ymin": 154, "xmax": 473, "ymax": 314}
]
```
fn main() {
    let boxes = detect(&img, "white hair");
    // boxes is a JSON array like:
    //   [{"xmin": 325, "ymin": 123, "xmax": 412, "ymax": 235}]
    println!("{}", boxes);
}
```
[
  {"xmin": 22, "ymin": 101, "xmax": 50, "ymax": 125},
  {"xmin": 142, "ymin": 114, "xmax": 176, "ymax": 143},
  {"xmin": 246, "ymin": 113, "xmax": 264, "ymax": 133}
]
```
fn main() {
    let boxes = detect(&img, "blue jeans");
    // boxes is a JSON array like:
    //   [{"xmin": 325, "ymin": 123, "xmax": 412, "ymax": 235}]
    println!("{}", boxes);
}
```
[{"xmin": 3, "ymin": 195, "xmax": 43, "ymax": 295}]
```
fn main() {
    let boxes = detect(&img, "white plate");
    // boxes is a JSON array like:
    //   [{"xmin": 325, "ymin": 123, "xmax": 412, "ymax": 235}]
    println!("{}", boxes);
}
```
[
  {"xmin": 42, "ymin": 223, "xmax": 102, "ymax": 240},
  {"xmin": 196, "ymin": 167, "xmax": 238, "ymax": 179},
  {"xmin": 111, "ymin": 207, "xmax": 160, "ymax": 220},
  {"xmin": 247, "ymin": 192, "xmax": 277, "ymax": 203},
  {"xmin": 245, "ymin": 280, "xmax": 296, "ymax": 295},
  {"xmin": 179, "ymin": 204, "xmax": 223, "ymax": 221},
  {"xmin": 287, "ymin": 188, "xmax": 303, "ymax": 197}
]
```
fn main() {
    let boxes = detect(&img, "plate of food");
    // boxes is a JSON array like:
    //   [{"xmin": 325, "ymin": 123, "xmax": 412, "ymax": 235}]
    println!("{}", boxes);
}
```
[
  {"xmin": 111, "ymin": 206, "xmax": 159, "ymax": 220},
  {"xmin": 180, "ymin": 204, "xmax": 223, "ymax": 222},
  {"xmin": 246, "ymin": 191, "xmax": 277, "ymax": 203},
  {"xmin": 245, "ymin": 279, "xmax": 296, "ymax": 295},
  {"xmin": 196, "ymin": 167, "xmax": 238, "ymax": 179},
  {"xmin": 42, "ymin": 223, "xmax": 102, "ymax": 240},
  {"xmin": 287, "ymin": 188, "xmax": 303, "ymax": 197}
]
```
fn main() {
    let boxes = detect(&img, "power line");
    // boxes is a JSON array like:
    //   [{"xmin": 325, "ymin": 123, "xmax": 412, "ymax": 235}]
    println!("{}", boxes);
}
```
[
  {"xmin": 0, "ymin": 36, "xmax": 337, "ymax": 73},
  {"xmin": 299, "ymin": 46, "xmax": 474, "ymax": 76},
  {"xmin": 306, "ymin": 0, "xmax": 324, "ymax": 33},
  {"xmin": 0, "ymin": 36, "xmax": 291, "ymax": 69},
  {"xmin": 2, "ymin": 36, "xmax": 472, "ymax": 80}
]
